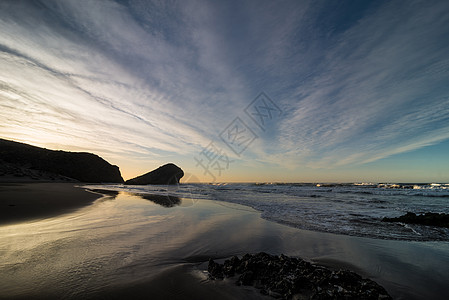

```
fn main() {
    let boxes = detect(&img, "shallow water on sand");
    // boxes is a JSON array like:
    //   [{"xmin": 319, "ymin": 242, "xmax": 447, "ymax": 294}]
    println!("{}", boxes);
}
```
[
  {"xmin": 89, "ymin": 183, "xmax": 449, "ymax": 241},
  {"xmin": 0, "ymin": 191, "xmax": 448, "ymax": 299}
]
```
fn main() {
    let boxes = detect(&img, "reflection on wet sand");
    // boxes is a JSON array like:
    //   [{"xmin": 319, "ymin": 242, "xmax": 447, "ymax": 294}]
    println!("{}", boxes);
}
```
[
  {"xmin": 137, "ymin": 193, "xmax": 181, "ymax": 207},
  {"xmin": 88, "ymin": 188, "xmax": 182, "ymax": 208},
  {"xmin": 0, "ymin": 191, "xmax": 448, "ymax": 299},
  {"xmin": 88, "ymin": 189, "xmax": 120, "ymax": 198}
]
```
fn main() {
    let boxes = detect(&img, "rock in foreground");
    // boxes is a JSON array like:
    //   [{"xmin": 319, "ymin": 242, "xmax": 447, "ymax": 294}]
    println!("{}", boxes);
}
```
[
  {"xmin": 208, "ymin": 252, "xmax": 391, "ymax": 299},
  {"xmin": 382, "ymin": 212, "xmax": 449, "ymax": 228},
  {"xmin": 125, "ymin": 163, "xmax": 184, "ymax": 185}
]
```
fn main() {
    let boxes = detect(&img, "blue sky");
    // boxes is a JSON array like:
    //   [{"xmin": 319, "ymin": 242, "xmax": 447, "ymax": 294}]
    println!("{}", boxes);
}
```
[{"xmin": 0, "ymin": 0, "xmax": 448, "ymax": 182}]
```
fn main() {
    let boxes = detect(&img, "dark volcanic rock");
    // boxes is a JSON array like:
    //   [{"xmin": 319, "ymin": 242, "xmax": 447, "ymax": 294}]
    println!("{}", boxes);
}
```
[
  {"xmin": 382, "ymin": 212, "xmax": 449, "ymax": 228},
  {"xmin": 125, "ymin": 163, "xmax": 184, "ymax": 185},
  {"xmin": 208, "ymin": 252, "xmax": 392, "ymax": 300},
  {"xmin": 0, "ymin": 138, "xmax": 124, "ymax": 183}
]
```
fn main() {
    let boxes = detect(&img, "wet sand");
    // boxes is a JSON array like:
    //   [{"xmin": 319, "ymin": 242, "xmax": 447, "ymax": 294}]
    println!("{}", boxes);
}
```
[
  {"xmin": 0, "ymin": 186, "xmax": 448, "ymax": 299},
  {"xmin": 0, "ymin": 183, "xmax": 101, "ymax": 225}
]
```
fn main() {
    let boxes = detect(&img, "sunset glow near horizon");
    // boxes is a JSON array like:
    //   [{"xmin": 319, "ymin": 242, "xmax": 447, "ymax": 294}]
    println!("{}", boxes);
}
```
[{"xmin": 1, "ymin": 0, "xmax": 449, "ymax": 183}]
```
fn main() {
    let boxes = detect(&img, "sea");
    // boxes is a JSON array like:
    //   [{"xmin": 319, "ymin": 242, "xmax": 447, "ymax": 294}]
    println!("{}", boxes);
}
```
[
  {"xmin": 2, "ymin": 182, "xmax": 449, "ymax": 299},
  {"xmin": 85, "ymin": 182, "xmax": 449, "ymax": 241}
]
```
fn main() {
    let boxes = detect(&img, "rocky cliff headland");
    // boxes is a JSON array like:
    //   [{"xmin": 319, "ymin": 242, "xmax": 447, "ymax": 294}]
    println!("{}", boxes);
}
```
[
  {"xmin": 0, "ymin": 138, "xmax": 124, "ymax": 183},
  {"xmin": 125, "ymin": 163, "xmax": 184, "ymax": 185}
]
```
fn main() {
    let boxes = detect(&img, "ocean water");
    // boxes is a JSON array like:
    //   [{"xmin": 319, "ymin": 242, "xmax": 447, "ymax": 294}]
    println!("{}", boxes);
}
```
[
  {"xmin": 1, "ymin": 184, "xmax": 449, "ymax": 299},
  {"xmin": 86, "ymin": 182, "xmax": 449, "ymax": 241}
]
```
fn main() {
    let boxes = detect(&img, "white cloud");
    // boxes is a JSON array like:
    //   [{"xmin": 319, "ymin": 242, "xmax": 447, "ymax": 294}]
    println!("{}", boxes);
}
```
[
  {"xmin": 0, "ymin": 0, "xmax": 247, "ymax": 167},
  {"xmin": 1, "ymin": 0, "xmax": 448, "ymax": 180},
  {"xmin": 274, "ymin": 0, "xmax": 449, "ymax": 169}
]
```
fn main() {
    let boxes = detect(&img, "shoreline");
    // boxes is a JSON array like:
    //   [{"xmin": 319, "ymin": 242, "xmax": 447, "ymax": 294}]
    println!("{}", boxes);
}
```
[
  {"xmin": 0, "ymin": 182, "xmax": 103, "ymax": 225},
  {"xmin": 1, "ymin": 184, "xmax": 448, "ymax": 299}
]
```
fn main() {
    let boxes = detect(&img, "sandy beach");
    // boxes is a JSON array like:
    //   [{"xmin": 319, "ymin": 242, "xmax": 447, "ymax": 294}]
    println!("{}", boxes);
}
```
[
  {"xmin": 0, "ymin": 184, "xmax": 448, "ymax": 299},
  {"xmin": 0, "ymin": 183, "xmax": 101, "ymax": 225}
]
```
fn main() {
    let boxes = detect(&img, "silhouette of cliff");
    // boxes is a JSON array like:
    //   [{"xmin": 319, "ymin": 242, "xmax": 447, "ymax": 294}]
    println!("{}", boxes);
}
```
[
  {"xmin": 125, "ymin": 163, "xmax": 184, "ymax": 185},
  {"xmin": 0, "ymin": 138, "xmax": 124, "ymax": 183}
]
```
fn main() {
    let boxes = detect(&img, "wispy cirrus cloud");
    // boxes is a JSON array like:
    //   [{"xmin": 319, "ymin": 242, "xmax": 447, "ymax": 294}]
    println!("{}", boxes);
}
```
[
  {"xmin": 0, "ymin": 1, "xmax": 248, "ymax": 171},
  {"xmin": 0, "ymin": 0, "xmax": 448, "ymax": 181},
  {"xmin": 271, "ymin": 0, "xmax": 449, "ymax": 169}
]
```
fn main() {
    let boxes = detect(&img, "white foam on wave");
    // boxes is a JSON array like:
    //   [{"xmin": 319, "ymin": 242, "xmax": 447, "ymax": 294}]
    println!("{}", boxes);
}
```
[{"xmin": 84, "ymin": 183, "xmax": 449, "ymax": 241}]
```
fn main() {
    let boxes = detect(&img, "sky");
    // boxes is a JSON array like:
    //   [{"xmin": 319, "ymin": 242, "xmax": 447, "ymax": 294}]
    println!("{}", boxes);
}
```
[{"xmin": 1, "ymin": 0, "xmax": 448, "ymax": 183}]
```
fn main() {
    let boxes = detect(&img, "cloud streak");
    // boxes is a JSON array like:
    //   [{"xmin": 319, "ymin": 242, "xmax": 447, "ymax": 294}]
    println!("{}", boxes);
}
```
[
  {"xmin": 274, "ymin": 0, "xmax": 449, "ymax": 169},
  {"xmin": 1, "ymin": 0, "xmax": 448, "ymax": 180}
]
